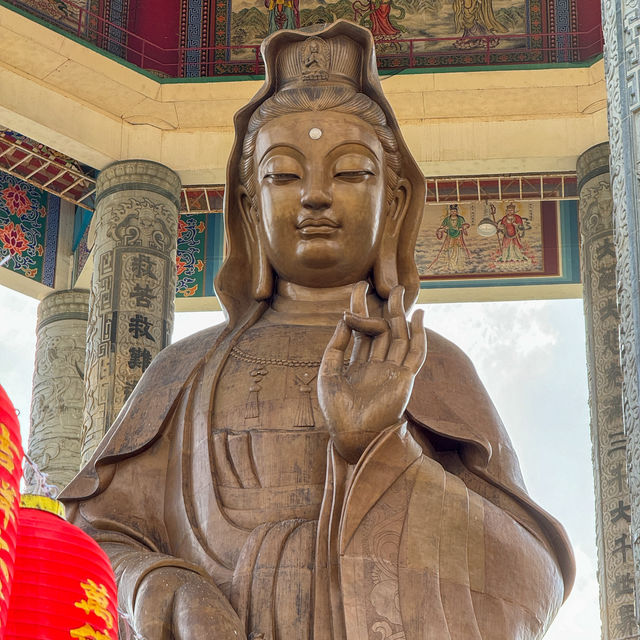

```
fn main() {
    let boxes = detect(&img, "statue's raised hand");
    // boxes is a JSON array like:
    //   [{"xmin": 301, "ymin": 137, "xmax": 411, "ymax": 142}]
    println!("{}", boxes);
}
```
[
  {"xmin": 131, "ymin": 566, "xmax": 245, "ymax": 640},
  {"xmin": 318, "ymin": 281, "xmax": 426, "ymax": 463}
]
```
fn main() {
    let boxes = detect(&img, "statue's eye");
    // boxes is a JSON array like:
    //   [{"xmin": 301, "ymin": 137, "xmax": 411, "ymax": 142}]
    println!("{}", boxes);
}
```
[
  {"xmin": 334, "ymin": 170, "xmax": 374, "ymax": 182},
  {"xmin": 264, "ymin": 173, "xmax": 300, "ymax": 184}
]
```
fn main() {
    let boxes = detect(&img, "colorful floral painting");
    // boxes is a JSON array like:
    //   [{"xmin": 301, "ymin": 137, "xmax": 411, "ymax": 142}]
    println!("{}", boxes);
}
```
[
  {"xmin": 175, "ymin": 212, "xmax": 225, "ymax": 297},
  {"xmin": 0, "ymin": 175, "xmax": 57, "ymax": 286},
  {"xmin": 176, "ymin": 214, "xmax": 207, "ymax": 297}
]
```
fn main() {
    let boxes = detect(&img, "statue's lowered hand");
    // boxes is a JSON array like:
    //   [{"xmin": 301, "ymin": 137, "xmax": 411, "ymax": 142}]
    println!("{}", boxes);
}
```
[
  {"xmin": 318, "ymin": 281, "xmax": 426, "ymax": 464},
  {"xmin": 132, "ymin": 566, "xmax": 246, "ymax": 640}
]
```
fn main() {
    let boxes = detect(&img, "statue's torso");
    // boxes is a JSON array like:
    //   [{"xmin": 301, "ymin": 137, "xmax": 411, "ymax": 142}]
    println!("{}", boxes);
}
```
[{"xmin": 210, "ymin": 322, "xmax": 335, "ymax": 531}]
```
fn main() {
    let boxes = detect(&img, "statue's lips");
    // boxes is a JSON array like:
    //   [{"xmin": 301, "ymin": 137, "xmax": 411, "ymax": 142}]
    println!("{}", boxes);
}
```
[{"xmin": 297, "ymin": 218, "xmax": 340, "ymax": 236}]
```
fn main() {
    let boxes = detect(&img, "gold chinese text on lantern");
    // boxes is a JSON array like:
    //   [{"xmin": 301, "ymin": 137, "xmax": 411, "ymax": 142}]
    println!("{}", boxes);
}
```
[
  {"xmin": 70, "ymin": 579, "xmax": 115, "ymax": 640},
  {"xmin": 0, "ymin": 423, "xmax": 20, "ymax": 474},
  {"xmin": 0, "ymin": 481, "xmax": 16, "ymax": 529}
]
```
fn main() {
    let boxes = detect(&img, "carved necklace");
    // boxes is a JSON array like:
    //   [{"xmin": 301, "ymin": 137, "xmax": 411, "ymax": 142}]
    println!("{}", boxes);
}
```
[
  {"xmin": 230, "ymin": 345, "xmax": 324, "ymax": 368},
  {"xmin": 230, "ymin": 345, "xmax": 345, "ymax": 428}
]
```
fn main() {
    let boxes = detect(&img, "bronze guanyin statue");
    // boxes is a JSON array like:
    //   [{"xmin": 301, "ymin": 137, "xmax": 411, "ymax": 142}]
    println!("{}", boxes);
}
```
[{"xmin": 61, "ymin": 21, "xmax": 575, "ymax": 640}]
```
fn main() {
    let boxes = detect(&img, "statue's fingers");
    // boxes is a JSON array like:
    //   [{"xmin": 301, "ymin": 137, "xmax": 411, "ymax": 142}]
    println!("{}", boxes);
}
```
[
  {"xmin": 347, "ymin": 283, "xmax": 374, "ymax": 363},
  {"xmin": 321, "ymin": 320, "xmax": 351, "ymax": 376},
  {"xmin": 404, "ymin": 309, "xmax": 427, "ymax": 373},
  {"xmin": 350, "ymin": 332, "xmax": 371, "ymax": 364},
  {"xmin": 369, "ymin": 328, "xmax": 391, "ymax": 362},
  {"xmin": 387, "ymin": 286, "xmax": 410, "ymax": 364},
  {"xmin": 345, "ymin": 312, "xmax": 386, "ymax": 364},
  {"xmin": 350, "ymin": 280, "xmax": 370, "ymax": 317},
  {"xmin": 343, "ymin": 312, "xmax": 387, "ymax": 336}
]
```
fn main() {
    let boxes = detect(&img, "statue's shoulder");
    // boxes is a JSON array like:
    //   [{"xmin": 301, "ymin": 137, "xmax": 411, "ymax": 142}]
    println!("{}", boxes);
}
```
[
  {"xmin": 417, "ymin": 327, "xmax": 481, "ymax": 385},
  {"xmin": 409, "ymin": 327, "xmax": 519, "ymax": 483},
  {"xmin": 108, "ymin": 321, "xmax": 228, "ymax": 444},
  {"xmin": 144, "ymin": 322, "xmax": 227, "ymax": 382},
  {"xmin": 60, "ymin": 322, "xmax": 228, "ymax": 501}
]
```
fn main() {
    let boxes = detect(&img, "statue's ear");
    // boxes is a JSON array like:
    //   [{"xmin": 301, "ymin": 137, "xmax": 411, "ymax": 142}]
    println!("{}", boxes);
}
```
[
  {"xmin": 374, "ymin": 178, "xmax": 411, "ymax": 298},
  {"xmin": 238, "ymin": 187, "xmax": 273, "ymax": 300}
]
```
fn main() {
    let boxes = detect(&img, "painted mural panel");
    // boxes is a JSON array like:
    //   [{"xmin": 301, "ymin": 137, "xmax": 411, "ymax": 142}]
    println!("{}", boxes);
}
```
[
  {"xmin": 5, "ymin": 0, "xmax": 91, "ymax": 32},
  {"xmin": 176, "ymin": 212, "xmax": 224, "ymax": 298},
  {"xmin": 208, "ymin": 0, "xmax": 578, "ymax": 71},
  {"xmin": 416, "ymin": 200, "xmax": 563, "ymax": 282},
  {"xmin": 173, "ymin": 0, "xmax": 581, "ymax": 76},
  {"xmin": 0, "ymin": 175, "xmax": 58, "ymax": 287},
  {"xmin": 232, "ymin": 0, "xmax": 526, "ymax": 49}
]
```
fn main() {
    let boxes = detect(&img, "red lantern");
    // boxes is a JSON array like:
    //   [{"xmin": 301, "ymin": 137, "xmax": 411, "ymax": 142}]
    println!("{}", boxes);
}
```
[
  {"xmin": 0, "ymin": 384, "xmax": 24, "ymax": 635},
  {"xmin": 5, "ymin": 495, "xmax": 119, "ymax": 640}
]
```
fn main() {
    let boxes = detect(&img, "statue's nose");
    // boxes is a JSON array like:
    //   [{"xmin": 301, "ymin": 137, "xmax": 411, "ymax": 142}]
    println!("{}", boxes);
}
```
[{"xmin": 301, "ymin": 176, "xmax": 332, "ymax": 210}]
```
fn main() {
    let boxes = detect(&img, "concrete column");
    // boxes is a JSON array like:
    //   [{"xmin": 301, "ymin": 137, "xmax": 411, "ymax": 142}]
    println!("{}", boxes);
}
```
[
  {"xmin": 27, "ymin": 289, "xmax": 89, "ymax": 493},
  {"xmin": 601, "ymin": 0, "xmax": 640, "ymax": 625},
  {"xmin": 578, "ymin": 143, "xmax": 639, "ymax": 640},
  {"xmin": 82, "ymin": 160, "xmax": 180, "ymax": 465}
]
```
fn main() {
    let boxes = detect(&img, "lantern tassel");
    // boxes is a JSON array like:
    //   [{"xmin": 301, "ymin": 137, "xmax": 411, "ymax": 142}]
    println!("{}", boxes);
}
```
[{"xmin": 23, "ymin": 452, "xmax": 59, "ymax": 499}]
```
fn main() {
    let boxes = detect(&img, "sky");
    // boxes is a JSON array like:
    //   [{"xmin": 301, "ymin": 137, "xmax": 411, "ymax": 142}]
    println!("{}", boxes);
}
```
[{"xmin": 0, "ymin": 283, "xmax": 599, "ymax": 638}]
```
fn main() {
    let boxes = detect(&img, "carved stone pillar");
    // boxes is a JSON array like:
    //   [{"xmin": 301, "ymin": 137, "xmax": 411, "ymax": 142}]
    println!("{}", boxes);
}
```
[
  {"xmin": 601, "ymin": 0, "xmax": 640, "ymax": 626},
  {"xmin": 578, "ymin": 143, "xmax": 639, "ymax": 639},
  {"xmin": 27, "ymin": 289, "xmax": 89, "ymax": 493},
  {"xmin": 82, "ymin": 160, "xmax": 180, "ymax": 465}
]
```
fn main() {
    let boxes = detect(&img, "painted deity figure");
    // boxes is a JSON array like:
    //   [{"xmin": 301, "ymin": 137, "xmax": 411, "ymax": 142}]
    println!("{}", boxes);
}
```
[
  {"xmin": 452, "ymin": 0, "xmax": 507, "ymax": 49},
  {"xmin": 265, "ymin": 0, "xmax": 299, "ymax": 34},
  {"xmin": 434, "ymin": 203, "xmax": 471, "ymax": 271},
  {"xmin": 61, "ymin": 22, "xmax": 574, "ymax": 640},
  {"xmin": 353, "ymin": 0, "xmax": 405, "ymax": 38},
  {"xmin": 498, "ymin": 202, "xmax": 528, "ymax": 262}
]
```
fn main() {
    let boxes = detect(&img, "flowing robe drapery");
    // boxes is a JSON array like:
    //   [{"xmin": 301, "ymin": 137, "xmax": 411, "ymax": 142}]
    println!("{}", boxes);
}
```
[{"xmin": 61, "ymin": 312, "xmax": 574, "ymax": 639}]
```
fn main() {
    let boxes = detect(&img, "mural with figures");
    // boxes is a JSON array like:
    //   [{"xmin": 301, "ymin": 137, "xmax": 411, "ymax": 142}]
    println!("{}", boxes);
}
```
[
  {"xmin": 203, "ymin": 0, "xmax": 577, "ymax": 72},
  {"xmin": 5, "ymin": 0, "xmax": 581, "ymax": 75},
  {"xmin": 232, "ymin": 0, "xmax": 523, "ymax": 46},
  {"xmin": 416, "ymin": 200, "xmax": 563, "ymax": 281}
]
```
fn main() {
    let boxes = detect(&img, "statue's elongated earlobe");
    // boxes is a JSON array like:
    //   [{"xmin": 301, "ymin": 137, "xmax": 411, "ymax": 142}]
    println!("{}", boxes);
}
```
[
  {"xmin": 239, "ymin": 189, "xmax": 274, "ymax": 301},
  {"xmin": 373, "ymin": 239, "xmax": 399, "ymax": 299},
  {"xmin": 374, "ymin": 179, "xmax": 410, "ymax": 299},
  {"xmin": 253, "ymin": 231, "xmax": 274, "ymax": 300}
]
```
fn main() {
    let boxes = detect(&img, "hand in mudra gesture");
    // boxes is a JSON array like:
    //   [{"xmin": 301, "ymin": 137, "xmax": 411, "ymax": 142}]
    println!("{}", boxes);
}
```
[{"xmin": 318, "ymin": 281, "xmax": 427, "ymax": 463}]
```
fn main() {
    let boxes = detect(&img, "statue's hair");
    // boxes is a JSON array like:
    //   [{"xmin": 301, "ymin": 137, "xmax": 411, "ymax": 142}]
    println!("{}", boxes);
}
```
[{"xmin": 240, "ymin": 85, "xmax": 402, "ymax": 205}]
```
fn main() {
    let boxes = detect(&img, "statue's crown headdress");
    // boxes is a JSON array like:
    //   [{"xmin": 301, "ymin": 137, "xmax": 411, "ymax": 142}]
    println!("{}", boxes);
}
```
[{"xmin": 275, "ymin": 34, "xmax": 363, "ymax": 91}]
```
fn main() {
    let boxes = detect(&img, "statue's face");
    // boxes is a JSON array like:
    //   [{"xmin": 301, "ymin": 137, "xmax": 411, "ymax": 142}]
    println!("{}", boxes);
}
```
[{"xmin": 251, "ymin": 110, "xmax": 388, "ymax": 288}]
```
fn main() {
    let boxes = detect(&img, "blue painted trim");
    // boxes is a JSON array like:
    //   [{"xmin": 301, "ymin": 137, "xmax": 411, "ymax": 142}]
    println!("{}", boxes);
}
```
[
  {"xmin": 559, "ymin": 200, "xmax": 580, "ymax": 282},
  {"xmin": 204, "ymin": 212, "xmax": 224, "ymax": 297},
  {"xmin": 73, "ymin": 206, "xmax": 93, "ymax": 252},
  {"xmin": 185, "ymin": 0, "xmax": 203, "ymax": 77},
  {"xmin": 42, "ymin": 193, "xmax": 60, "ymax": 287}
]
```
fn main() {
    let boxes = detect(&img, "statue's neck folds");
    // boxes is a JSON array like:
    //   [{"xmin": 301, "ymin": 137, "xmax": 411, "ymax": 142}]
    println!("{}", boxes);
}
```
[{"xmin": 261, "ymin": 279, "xmax": 379, "ymax": 326}]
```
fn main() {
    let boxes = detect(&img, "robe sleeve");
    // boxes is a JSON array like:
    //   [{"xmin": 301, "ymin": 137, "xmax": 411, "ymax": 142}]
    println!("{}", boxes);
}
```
[{"xmin": 406, "ymin": 328, "xmax": 575, "ymax": 597}]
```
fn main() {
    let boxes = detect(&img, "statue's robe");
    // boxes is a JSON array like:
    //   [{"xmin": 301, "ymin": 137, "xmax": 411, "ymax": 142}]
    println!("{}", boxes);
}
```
[{"xmin": 61, "ymin": 314, "xmax": 574, "ymax": 640}]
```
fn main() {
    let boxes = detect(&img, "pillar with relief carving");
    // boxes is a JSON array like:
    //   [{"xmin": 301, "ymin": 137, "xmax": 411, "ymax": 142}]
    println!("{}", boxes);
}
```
[
  {"xmin": 600, "ymin": 0, "xmax": 640, "ymax": 627},
  {"xmin": 26, "ymin": 289, "xmax": 89, "ymax": 493},
  {"xmin": 577, "ymin": 142, "xmax": 639, "ymax": 640},
  {"xmin": 81, "ymin": 160, "xmax": 180, "ymax": 465}
]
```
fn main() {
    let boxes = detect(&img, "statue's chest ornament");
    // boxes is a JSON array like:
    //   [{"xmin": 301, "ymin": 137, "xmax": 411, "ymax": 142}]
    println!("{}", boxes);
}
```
[{"xmin": 230, "ymin": 345, "xmax": 321, "ymax": 427}]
